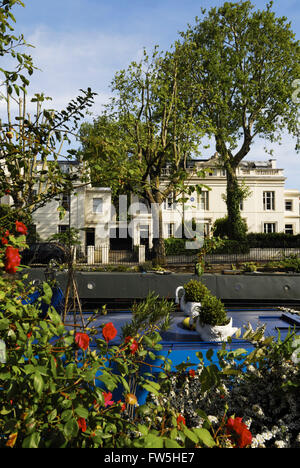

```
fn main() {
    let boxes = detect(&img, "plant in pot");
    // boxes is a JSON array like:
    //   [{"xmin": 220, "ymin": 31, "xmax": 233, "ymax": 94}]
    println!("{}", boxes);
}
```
[
  {"xmin": 195, "ymin": 294, "xmax": 238, "ymax": 342},
  {"xmin": 175, "ymin": 279, "xmax": 209, "ymax": 318}
]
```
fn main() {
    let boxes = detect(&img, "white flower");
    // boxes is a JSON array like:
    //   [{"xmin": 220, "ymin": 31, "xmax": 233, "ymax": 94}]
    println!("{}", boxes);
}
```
[
  {"xmin": 291, "ymin": 348, "xmax": 300, "ymax": 365},
  {"xmin": 252, "ymin": 404, "xmax": 265, "ymax": 418},
  {"xmin": 207, "ymin": 415, "xmax": 218, "ymax": 424},
  {"xmin": 274, "ymin": 440, "xmax": 287, "ymax": 448}
]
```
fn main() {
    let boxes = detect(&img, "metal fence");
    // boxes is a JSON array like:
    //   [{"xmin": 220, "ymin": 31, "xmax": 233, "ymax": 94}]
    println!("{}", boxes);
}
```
[
  {"xmin": 76, "ymin": 246, "xmax": 138, "ymax": 265},
  {"xmin": 75, "ymin": 246, "xmax": 300, "ymax": 266},
  {"xmin": 165, "ymin": 248, "xmax": 300, "ymax": 265}
]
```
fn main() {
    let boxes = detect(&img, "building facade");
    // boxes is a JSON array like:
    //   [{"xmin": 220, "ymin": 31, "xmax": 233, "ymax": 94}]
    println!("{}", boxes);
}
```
[{"xmin": 1, "ymin": 155, "xmax": 299, "ymax": 250}]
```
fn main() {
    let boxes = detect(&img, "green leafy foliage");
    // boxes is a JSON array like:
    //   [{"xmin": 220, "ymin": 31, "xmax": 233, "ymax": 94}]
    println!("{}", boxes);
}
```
[
  {"xmin": 183, "ymin": 279, "xmax": 210, "ymax": 302},
  {"xmin": 199, "ymin": 294, "xmax": 230, "ymax": 327}
]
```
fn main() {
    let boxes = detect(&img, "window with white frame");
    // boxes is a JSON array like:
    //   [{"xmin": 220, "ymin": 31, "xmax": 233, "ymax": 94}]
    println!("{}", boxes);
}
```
[
  {"xmin": 198, "ymin": 191, "xmax": 209, "ymax": 211},
  {"xmin": 285, "ymin": 200, "xmax": 293, "ymax": 211},
  {"xmin": 285, "ymin": 224, "xmax": 294, "ymax": 235},
  {"xmin": 93, "ymin": 197, "xmax": 103, "ymax": 213},
  {"xmin": 263, "ymin": 191, "xmax": 275, "ymax": 211},
  {"xmin": 61, "ymin": 193, "xmax": 70, "ymax": 211},
  {"xmin": 264, "ymin": 223, "xmax": 276, "ymax": 233},
  {"xmin": 167, "ymin": 223, "xmax": 175, "ymax": 238},
  {"xmin": 164, "ymin": 194, "xmax": 175, "ymax": 210}
]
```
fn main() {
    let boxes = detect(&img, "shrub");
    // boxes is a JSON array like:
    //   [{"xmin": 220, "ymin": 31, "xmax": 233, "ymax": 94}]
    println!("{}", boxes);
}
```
[
  {"xmin": 213, "ymin": 239, "xmax": 250, "ymax": 254},
  {"xmin": 213, "ymin": 216, "xmax": 248, "ymax": 240},
  {"xmin": 149, "ymin": 326, "xmax": 300, "ymax": 448},
  {"xmin": 199, "ymin": 294, "xmax": 230, "ymax": 326},
  {"xmin": 247, "ymin": 233, "xmax": 300, "ymax": 248},
  {"xmin": 183, "ymin": 280, "xmax": 210, "ymax": 302},
  {"xmin": 164, "ymin": 238, "xmax": 198, "ymax": 256}
]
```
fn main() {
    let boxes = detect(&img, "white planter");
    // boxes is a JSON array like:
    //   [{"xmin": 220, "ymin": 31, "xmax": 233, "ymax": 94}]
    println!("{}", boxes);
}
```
[
  {"xmin": 175, "ymin": 286, "xmax": 201, "ymax": 319},
  {"xmin": 184, "ymin": 301, "xmax": 201, "ymax": 319},
  {"xmin": 195, "ymin": 317, "xmax": 238, "ymax": 342}
]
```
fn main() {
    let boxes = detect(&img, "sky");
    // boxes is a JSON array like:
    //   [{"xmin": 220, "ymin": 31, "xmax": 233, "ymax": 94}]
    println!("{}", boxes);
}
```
[{"xmin": 4, "ymin": 0, "xmax": 300, "ymax": 189}]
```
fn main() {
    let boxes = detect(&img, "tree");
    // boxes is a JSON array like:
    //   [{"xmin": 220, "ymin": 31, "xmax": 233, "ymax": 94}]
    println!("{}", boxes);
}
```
[
  {"xmin": 178, "ymin": 0, "xmax": 300, "ymax": 240},
  {"xmin": 0, "ymin": 1, "xmax": 96, "ymax": 226},
  {"xmin": 0, "ymin": 89, "xmax": 95, "ymax": 216},
  {"xmin": 80, "ymin": 48, "xmax": 208, "ymax": 263}
]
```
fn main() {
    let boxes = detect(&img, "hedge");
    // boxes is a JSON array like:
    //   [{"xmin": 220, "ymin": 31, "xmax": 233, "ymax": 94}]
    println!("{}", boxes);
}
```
[{"xmin": 164, "ymin": 233, "xmax": 300, "ymax": 256}]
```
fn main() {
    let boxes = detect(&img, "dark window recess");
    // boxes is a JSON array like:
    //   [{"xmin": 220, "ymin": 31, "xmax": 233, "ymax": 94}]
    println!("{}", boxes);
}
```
[{"xmin": 85, "ymin": 228, "xmax": 95, "ymax": 246}]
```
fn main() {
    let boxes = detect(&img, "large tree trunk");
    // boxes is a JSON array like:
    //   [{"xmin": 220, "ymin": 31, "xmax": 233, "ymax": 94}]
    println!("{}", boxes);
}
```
[
  {"xmin": 152, "ymin": 203, "xmax": 166, "ymax": 265},
  {"xmin": 151, "ymin": 192, "xmax": 166, "ymax": 265},
  {"xmin": 225, "ymin": 162, "xmax": 247, "ymax": 241}
]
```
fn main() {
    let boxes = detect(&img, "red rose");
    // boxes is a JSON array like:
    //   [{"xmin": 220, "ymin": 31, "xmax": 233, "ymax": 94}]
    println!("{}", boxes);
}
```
[
  {"xmin": 177, "ymin": 414, "xmax": 186, "ymax": 427},
  {"xmin": 1, "ymin": 237, "xmax": 8, "ymax": 245},
  {"xmin": 125, "ymin": 336, "xmax": 139, "ymax": 354},
  {"xmin": 103, "ymin": 391, "xmax": 114, "ymax": 407},
  {"xmin": 15, "ymin": 221, "xmax": 28, "ymax": 235},
  {"xmin": 226, "ymin": 417, "xmax": 252, "ymax": 448},
  {"xmin": 3, "ymin": 230, "xmax": 9, "ymax": 237},
  {"xmin": 188, "ymin": 369, "xmax": 196, "ymax": 378},
  {"xmin": 77, "ymin": 417, "xmax": 87, "ymax": 432},
  {"xmin": 102, "ymin": 322, "xmax": 117, "ymax": 343},
  {"xmin": 75, "ymin": 332, "xmax": 90, "ymax": 350},
  {"xmin": 4, "ymin": 246, "xmax": 21, "ymax": 274}
]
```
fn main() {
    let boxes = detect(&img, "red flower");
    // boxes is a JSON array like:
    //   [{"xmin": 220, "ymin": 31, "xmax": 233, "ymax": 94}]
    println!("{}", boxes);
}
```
[
  {"xmin": 103, "ymin": 391, "xmax": 114, "ymax": 407},
  {"xmin": 125, "ymin": 336, "xmax": 139, "ymax": 354},
  {"xmin": 1, "ymin": 237, "xmax": 8, "ymax": 245},
  {"xmin": 177, "ymin": 414, "xmax": 186, "ymax": 427},
  {"xmin": 3, "ymin": 230, "xmax": 9, "ymax": 237},
  {"xmin": 77, "ymin": 417, "xmax": 87, "ymax": 432},
  {"xmin": 226, "ymin": 417, "xmax": 252, "ymax": 448},
  {"xmin": 75, "ymin": 332, "xmax": 90, "ymax": 350},
  {"xmin": 15, "ymin": 221, "xmax": 27, "ymax": 235},
  {"xmin": 4, "ymin": 246, "xmax": 21, "ymax": 274},
  {"xmin": 102, "ymin": 322, "xmax": 117, "ymax": 343},
  {"xmin": 188, "ymin": 369, "xmax": 196, "ymax": 378},
  {"xmin": 4, "ymin": 189, "xmax": 10, "ymax": 195}
]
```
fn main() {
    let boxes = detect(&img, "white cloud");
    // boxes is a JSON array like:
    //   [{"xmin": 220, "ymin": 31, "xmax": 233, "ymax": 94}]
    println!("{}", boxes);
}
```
[{"xmin": 25, "ymin": 26, "xmax": 145, "ymax": 113}]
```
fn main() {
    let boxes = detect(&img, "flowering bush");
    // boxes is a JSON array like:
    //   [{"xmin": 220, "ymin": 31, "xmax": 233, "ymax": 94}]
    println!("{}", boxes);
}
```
[
  {"xmin": 146, "ymin": 324, "xmax": 300, "ymax": 448},
  {"xmin": 1, "ymin": 220, "xmax": 299, "ymax": 448}
]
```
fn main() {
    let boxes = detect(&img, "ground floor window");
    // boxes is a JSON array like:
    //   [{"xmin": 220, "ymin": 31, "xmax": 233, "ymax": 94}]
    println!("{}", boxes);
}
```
[
  {"xmin": 167, "ymin": 223, "xmax": 175, "ymax": 238},
  {"xmin": 58, "ymin": 225, "xmax": 69, "ymax": 233},
  {"xmin": 285, "ymin": 224, "xmax": 294, "ymax": 235},
  {"xmin": 264, "ymin": 223, "xmax": 276, "ymax": 233}
]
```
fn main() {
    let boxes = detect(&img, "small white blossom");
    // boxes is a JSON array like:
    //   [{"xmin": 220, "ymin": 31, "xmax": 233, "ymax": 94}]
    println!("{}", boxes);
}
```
[
  {"xmin": 274, "ymin": 440, "xmax": 287, "ymax": 448},
  {"xmin": 207, "ymin": 415, "xmax": 218, "ymax": 424}
]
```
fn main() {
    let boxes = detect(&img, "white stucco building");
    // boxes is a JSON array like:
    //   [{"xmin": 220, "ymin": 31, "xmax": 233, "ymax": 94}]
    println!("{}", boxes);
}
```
[
  {"xmin": 154, "ymin": 154, "xmax": 300, "ymax": 243},
  {"xmin": 1, "ymin": 155, "xmax": 299, "ymax": 251}
]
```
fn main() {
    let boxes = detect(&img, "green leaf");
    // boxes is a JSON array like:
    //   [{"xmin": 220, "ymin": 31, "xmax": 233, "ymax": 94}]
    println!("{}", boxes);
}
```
[
  {"xmin": 47, "ymin": 409, "xmax": 57, "ymax": 423},
  {"xmin": 192, "ymin": 428, "xmax": 216, "ymax": 448},
  {"xmin": 0, "ymin": 318, "xmax": 10, "ymax": 330},
  {"xmin": 74, "ymin": 406, "xmax": 89, "ymax": 419},
  {"xmin": 22, "ymin": 432, "xmax": 41, "ymax": 448},
  {"xmin": 63, "ymin": 418, "xmax": 79, "ymax": 439},
  {"xmin": 164, "ymin": 438, "xmax": 182, "ymax": 448},
  {"xmin": 183, "ymin": 425, "xmax": 198, "ymax": 444},
  {"xmin": 144, "ymin": 434, "xmax": 164, "ymax": 448},
  {"xmin": 206, "ymin": 348, "xmax": 214, "ymax": 361},
  {"xmin": 33, "ymin": 372, "xmax": 44, "ymax": 395}
]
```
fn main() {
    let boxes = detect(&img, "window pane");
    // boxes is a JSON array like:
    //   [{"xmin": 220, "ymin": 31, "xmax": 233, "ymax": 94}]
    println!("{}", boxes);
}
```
[
  {"xmin": 285, "ymin": 224, "xmax": 294, "ymax": 234},
  {"xmin": 263, "ymin": 191, "xmax": 275, "ymax": 210},
  {"xmin": 285, "ymin": 200, "xmax": 293, "ymax": 211},
  {"xmin": 93, "ymin": 198, "xmax": 103, "ymax": 213},
  {"xmin": 167, "ymin": 223, "xmax": 174, "ymax": 237},
  {"xmin": 264, "ymin": 223, "xmax": 276, "ymax": 233},
  {"xmin": 198, "ymin": 191, "xmax": 209, "ymax": 210}
]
